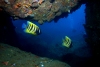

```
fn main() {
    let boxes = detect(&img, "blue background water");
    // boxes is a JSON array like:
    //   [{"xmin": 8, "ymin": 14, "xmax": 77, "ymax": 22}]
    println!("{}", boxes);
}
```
[{"xmin": 12, "ymin": 4, "xmax": 91, "ymax": 66}]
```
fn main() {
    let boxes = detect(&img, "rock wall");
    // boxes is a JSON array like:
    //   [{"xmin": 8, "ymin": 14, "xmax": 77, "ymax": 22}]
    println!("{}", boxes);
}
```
[
  {"xmin": 84, "ymin": 0, "xmax": 100, "ymax": 66},
  {"xmin": 0, "ymin": 0, "xmax": 78, "ymax": 24}
]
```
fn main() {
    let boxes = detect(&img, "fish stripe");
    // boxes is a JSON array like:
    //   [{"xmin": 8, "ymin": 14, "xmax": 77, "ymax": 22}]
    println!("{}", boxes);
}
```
[
  {"xmin": 29, "ymin": 23, "xmax": 33, "ymax": 32},
  {"xmin": 27, "ymin": 23, "xmax": 31, "ymax": 31},
  {"xmin": 66, "ymin": 37, "xmax": 70, "ymax": 46},
  {"xmin": 31, "ymin": 24, "xmax": 34, "ymax": 32},
  {"xmin": 30, "ymin": 24, "xmax": 35, "ymax": 33},
  {"xmin": 30, "ymin": 24, "xmax": 33, "ymax": 32},
  {"xmin": 68, "ymin": 38, "xmax": 71, "ymax": 45},
  {"xmin": 32, "ymin": 25, "xmax": 36, "ymax": 32}
]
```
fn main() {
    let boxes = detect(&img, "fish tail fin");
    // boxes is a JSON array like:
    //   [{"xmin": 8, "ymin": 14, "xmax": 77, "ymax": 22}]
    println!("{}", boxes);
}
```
[{"xmin": 22, "ymin": 23, "xmax": 26, "ymax": 29}]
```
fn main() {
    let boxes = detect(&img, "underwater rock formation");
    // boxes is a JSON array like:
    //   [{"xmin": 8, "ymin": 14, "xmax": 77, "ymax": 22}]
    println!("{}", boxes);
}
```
[
  {"xmin": 0, "ymin": 43, "xmax": 71, "ymax": 67},
  {"xmin": 0, "ymin": 0, "xmax": 78, "ymax": 24},
  {"xmin": 84, "ymin": 0, "xmax": 100, "ymax": 60},
  {"xmin": 81, "ymin": 0, "xmax": 100, "ymax": 66}
]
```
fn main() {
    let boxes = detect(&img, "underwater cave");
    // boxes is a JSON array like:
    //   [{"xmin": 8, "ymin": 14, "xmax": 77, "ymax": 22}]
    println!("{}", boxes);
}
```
[{"xmin": 0, "ymin": 0, "xmax": 100, "ymax": 67}]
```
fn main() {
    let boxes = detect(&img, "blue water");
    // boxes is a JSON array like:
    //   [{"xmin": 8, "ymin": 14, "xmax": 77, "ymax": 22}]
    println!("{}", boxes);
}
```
[{"xmin": 12, "ymin": 4, "xmax": 91, "ymax": 67}]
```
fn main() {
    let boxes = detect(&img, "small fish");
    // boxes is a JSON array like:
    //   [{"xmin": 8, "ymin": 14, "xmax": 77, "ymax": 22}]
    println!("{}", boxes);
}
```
[
  {"xmin": 62, "ymin": 36, "xmax": 72, "ymax": 48},
  {"xmin": 22, "ymin": 21, "xmax": 41, "ymax": 35}
]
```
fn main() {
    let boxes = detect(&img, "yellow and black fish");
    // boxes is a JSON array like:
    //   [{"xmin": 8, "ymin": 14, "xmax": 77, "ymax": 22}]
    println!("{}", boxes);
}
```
[
  {"xmin": 22, "ymin": 21, "xmax": 41, "ymax": 35},
  {"xmin": 62, "ymin": 36, "xmax": 72, "ymax": 48}
]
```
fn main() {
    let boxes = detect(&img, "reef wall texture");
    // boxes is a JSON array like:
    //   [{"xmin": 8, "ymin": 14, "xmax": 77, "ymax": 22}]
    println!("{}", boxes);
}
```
[
  {"xmin": 0, "ymin": 0, "xmax": 78, "ymax": 24},
  {"xmin": 0, "ymin": 43, "xmax": 71, "ymax": 67}
]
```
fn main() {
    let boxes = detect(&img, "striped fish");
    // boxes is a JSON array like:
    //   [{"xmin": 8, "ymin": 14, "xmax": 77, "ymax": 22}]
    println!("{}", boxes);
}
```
[
  {"xmin": 22, "ymin": 21, "xmax": 41, "ymax": 35},
  {"xmin": 62, "ymin": 36, "xmax": 72, "ymax": 48}
]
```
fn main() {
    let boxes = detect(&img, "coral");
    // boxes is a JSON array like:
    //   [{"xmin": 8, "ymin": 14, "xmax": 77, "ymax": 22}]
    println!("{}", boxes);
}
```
[
  {"xmin": 13, "ymin": 3, "xmax": 21, "ymax": 9},
  {"xmin": 38, "ymin": 0, "xmax": 44, "ymax": 5},
  {"xmin": 38, "ymin": 20, "xmax": 44, "ymax": 24},
  {"xmin": 4, "ymin": 0, "xmax": 10, "ymax": 4},
  {"xmin": 0, "ymin": 0, "xmax": 78, "ymax": 24},
  {"xmin": 56, "ymin": 11, "xmax": 62, "ymax": 16},
  {"xmin": 31, "ymin": 2, "xmax": 39, "ymax": 8},
  {"xmin": 47, "ymin": 12, "xmax": 55, "ymax": 21}
]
